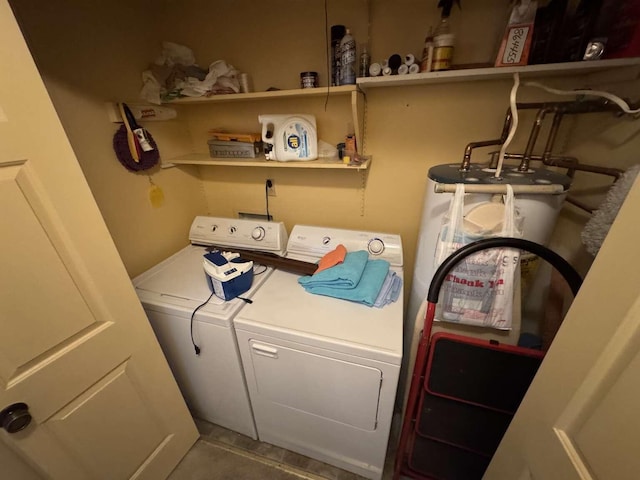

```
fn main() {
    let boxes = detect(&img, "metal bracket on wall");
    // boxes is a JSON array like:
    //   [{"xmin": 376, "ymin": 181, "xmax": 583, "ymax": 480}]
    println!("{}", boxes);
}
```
[{"xmin": 105, "ymin": 102, "xmax": 177, "ymax": 123}]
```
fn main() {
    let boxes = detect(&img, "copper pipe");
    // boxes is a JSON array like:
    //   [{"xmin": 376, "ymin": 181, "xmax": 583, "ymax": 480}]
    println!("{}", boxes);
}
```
[
  {"xmin": 460, "ymin": 108, "xmax": 512, "ymax": 171},
  {"xmin": 503, "ymin": 153, "xmax": 624, "ymax": 179},
  {"xmin": 519, "ymin": 107, "xmax": 553, "ymax": 172},
  {"xmin": 461, "ymin": 99, "xmax": 630, "ymax": 171},
  {"xmin": 542, "ymin": 112, "xmax": 564, "ymax": 161}
]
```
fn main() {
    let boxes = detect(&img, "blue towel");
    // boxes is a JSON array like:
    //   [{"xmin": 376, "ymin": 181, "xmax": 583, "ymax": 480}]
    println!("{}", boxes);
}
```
[
  {"xmin": 299, "ymin": 255, "xmax": 390, "ymax": 307},
  {"xmin": 298, "ymin": 251, "xmax": 368, "ymax": 289},
  {"xmin": 373, "ymin": 271, "xmax": 403, "ymax": 308}
]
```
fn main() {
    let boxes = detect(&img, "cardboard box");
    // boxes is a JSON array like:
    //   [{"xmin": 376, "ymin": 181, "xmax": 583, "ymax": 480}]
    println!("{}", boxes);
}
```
[{"xmin": 495, "ymin": 1, "xmax": 537, "ymax": 67}]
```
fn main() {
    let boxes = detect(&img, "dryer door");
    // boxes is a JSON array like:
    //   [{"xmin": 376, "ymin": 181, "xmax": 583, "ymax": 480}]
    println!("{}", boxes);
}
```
[
  {"xmin": 236, "ymin": 329, "xmax": 399, "ymax": 479},
  {"xmin": 248, "ymin": 339, "xmax": 382, "ymax": 430}
]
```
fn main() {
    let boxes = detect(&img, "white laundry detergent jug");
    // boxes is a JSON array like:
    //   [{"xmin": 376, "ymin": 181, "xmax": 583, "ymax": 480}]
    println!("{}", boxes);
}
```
[{"xmin": 259, "ymin": 114, "xmax": 318, "ymax": 161}]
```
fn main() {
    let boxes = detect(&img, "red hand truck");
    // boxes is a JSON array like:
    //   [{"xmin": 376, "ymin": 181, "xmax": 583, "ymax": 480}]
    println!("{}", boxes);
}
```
[{"xmin": 394, "ymin": 238, "xmax": 582, "ymax": 480}]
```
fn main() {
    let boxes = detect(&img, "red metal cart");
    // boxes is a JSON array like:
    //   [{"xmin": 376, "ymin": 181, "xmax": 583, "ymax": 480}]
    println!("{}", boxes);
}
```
[{"xmin": 394, "ymin": 237, "xmax": 582, "ymax": 480}]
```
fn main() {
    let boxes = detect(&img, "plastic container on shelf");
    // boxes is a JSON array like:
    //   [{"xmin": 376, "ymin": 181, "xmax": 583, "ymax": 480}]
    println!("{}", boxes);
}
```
[
  {"xmin": 432, "ymin": 17, "xmax": 455, "ymax": 71},
  {"xmin": 359, "ymin": 45, "xmax": 370, "ymax": 77},
  {"xmin": 420, "ymin": 27, "xmax": 435, "ymax": 72}
]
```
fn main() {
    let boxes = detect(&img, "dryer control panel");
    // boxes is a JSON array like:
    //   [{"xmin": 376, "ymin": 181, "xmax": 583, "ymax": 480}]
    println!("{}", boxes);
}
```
[{"xmin": 287, "ymin": 225, "xmax": 403, "ymax": 266}]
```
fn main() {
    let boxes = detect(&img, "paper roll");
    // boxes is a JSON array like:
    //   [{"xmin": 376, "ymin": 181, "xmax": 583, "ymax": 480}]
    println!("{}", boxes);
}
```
[
  {"xmin": 409, "ymin": 63, "xmax": 420, "ymax": 74},
  {"xmin": 382, "ymin": 66, "xmax": 392, "ymax": 76},
  {"xmin": 405, "ymin": 53, "xmax": 415, "ymax": 65},
  {"xmin": 398, "ymin": 64, "xmax": 409, "ymax": 75},
  {"xmin": 369, "ymin": 63, "xmax": 382, "ymax": 77}
]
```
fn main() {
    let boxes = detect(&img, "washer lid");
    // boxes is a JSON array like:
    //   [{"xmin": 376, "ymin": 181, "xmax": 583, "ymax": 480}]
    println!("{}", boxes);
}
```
[
  {"xmin": 133, "ymin": 245, "xmax": 272, "ymax": 324},
  {"xmin": 135, "ymin": 246, "xmax": 220, "ymax": 302}
]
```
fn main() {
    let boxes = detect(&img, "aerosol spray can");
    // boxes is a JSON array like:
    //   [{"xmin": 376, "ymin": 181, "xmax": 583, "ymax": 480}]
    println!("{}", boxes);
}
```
[
  {"xmin": 331, "ymin": 25, "xmax": 346, "ymax": 86},
  {"xmin": 340, "ymin": 28, "xmax": 357, "ymax": 85}
]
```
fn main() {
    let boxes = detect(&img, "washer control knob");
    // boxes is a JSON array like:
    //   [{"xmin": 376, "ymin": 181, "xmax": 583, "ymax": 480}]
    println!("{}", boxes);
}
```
[
  {"xmin": 211, "ymin": 225, "xmax": 218, "ymax": 232},
  {"xmin": 322, "ymin": 236, "xmax": 331, "ymax": 245},
  {"xmin": 229, "ymin": 226, "xmax": 237, "ymax": 234},
  {"xmin": 368, "ymin": 238, "xmax": 385, "ymax": 255},
  {"xmin": 251, "ymin": 227, "xmax": 266, "ymax": 241}
]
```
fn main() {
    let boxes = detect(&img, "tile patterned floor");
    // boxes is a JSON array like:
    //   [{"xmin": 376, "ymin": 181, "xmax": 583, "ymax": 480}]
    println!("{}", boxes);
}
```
[{"xmin": 192, "ymin": 417, "xmax": 398, "ymax": 480}]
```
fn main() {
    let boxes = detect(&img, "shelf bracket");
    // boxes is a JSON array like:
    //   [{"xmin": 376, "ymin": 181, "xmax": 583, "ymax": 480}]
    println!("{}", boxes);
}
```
[
  {"xmin": 105, "ymin": 102, "xmax": 177, "ymax": 123},
  {"xmin": 351, "ymin": 90, "xmax": 366, "ymax": 154}
]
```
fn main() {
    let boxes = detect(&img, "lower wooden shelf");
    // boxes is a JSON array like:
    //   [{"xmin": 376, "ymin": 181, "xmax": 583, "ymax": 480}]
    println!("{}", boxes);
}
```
[{"xmin": 165, "ymin": 153, "xmax": 371, "ymax": 170}]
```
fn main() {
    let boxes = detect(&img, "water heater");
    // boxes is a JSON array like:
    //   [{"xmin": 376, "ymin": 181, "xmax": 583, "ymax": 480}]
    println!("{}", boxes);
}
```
[{"xmin": 401, "ymin": 163, "xmax": 571, "ymax": 406}]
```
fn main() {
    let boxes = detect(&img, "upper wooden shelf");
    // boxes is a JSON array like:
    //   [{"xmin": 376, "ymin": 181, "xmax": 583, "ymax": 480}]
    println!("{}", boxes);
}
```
[
  {"xmin": 356, "ymin": 58, "xmax": 640, "ymax": 89},
  {"xmin": 166, "ymin": 153, "xmax": 370, "ymax": 170},
  {"xmin": 166, "ymin": 85, "xmax": 358, "ymax": 104}
]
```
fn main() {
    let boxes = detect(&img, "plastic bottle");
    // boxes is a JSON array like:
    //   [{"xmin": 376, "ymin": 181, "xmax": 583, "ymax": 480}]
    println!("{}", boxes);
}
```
[
  {"xmin": 432, "ymin": 17, "xmax": 455, "ymax": 71},
  {"xmin": 340, "ymin": 29, "xmax": 356, "ymax": 85},
  {"xmin": 419, "ymin": 27, "xmax": 435, "ymax": 72},
  {"xmin": 359, "ymin": 45, "xmax": 370, "ymax": 78}
]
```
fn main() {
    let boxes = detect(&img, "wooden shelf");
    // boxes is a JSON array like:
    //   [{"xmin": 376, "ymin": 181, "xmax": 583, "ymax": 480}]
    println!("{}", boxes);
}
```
[
  {"xmin": 166, "ymin": 84, "xmax": 365, "ymax": 157},
  {"xmin": 356, "ymin": 58, "xmax": 640, "ymax": 89},
  {"xmin": 167, "ymin": 85, "xmax": 358, "ymax": 104},
  {"xmin": 166, "ymin": 153, "xmax": 370, "ymax": 170}
]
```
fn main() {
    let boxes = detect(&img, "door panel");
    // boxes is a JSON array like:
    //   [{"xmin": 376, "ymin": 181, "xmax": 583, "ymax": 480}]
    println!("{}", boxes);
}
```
[
  {"xmin": 47, "ymin": 362, "xmax": 166, "ymax": 480},
  {"xmin": 0, "ymin": 2, "xmax": 197, "ymax": 477},
  {"xmin": 1, "ymin": 163, "xmax": 96, "ymax": 369},
  {"xmin": 555, "ymin": 301, "xmax": 640, "ymax": 480},
  {"xmin": 485, "ymin": 179, "xmax": 640, "ymax": 480}
]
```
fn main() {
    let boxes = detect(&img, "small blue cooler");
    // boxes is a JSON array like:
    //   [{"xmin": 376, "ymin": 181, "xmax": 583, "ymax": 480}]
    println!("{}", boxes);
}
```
[{"xmin": 203, "ymin": 251, "xmax": 254, "ymax": 301}]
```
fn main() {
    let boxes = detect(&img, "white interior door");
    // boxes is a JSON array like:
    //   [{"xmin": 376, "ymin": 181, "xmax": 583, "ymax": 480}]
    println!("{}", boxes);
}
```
[
  {"xmin": 485, "ymin": 177, "xmax": 640, "ymax": 480},
  {"xmin": 0, "ymin": 2, "xmax": 198, "ymax": 478}
]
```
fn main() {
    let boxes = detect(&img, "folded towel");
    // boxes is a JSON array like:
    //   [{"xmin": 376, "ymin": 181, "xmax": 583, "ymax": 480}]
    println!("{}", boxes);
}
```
[
  {"xmin": 299, "ymin": 250, "xmax": 368, "ymax": 289},
  {"xmin": 315, "ymin": 244, "xmax": 347, "ymax": 274},
  {"xmin": 299, "ymin": 257, "xmax": 390, "ymax": 307},
  {"xmin": 373, "ymin": 271, "xmax": 403, "ymax": 308}
]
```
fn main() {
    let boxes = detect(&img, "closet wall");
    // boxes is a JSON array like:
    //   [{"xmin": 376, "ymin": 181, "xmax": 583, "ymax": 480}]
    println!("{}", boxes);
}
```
[
  {"xmin": 10, "ymin": 0, "xmax": 207, "ymax": 277},
  {"xmin": 10, "ymin": 0, "xmax": 639, "ymax": 288}
]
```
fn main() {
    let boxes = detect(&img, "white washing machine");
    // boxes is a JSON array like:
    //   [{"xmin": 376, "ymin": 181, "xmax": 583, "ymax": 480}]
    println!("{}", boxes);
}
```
[
  {"xmin": 133, "ymin": 216, "xmax": 287, "ymax": 439},
  {"xmin": 234, "ymin": 225, "xmax": 403, "ymax": 480}
]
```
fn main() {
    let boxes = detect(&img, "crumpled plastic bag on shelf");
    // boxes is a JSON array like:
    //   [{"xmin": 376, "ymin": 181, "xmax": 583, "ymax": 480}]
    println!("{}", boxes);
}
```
[
  {"xmin": 140, "ymin": 41, "xmax": 240, "ymax": 104},
  {"xmin": 318, "ymin": 140, "xmax": 338, "ymax": 158}
]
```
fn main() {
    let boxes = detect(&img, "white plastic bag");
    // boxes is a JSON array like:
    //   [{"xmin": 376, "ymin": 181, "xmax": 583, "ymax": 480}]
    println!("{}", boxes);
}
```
[{"xmin": 434, "ymin": 184, "xmax": 523, "ymax": 329}]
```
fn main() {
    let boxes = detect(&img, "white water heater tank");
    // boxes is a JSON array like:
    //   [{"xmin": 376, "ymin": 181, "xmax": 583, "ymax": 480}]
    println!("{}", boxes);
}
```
[{"xmin": 401, "ymin": 163, "xmax": 571, "ymax": 407}]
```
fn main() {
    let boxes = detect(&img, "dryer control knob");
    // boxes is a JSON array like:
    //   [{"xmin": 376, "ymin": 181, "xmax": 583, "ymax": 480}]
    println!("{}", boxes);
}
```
[
  {"xmin": 229, "ymin": 226, "xmax": 237, "ymax": 234},
  {"xmin": 368, "ymin": 238, "xmax": 385, "ymax": 255},
  {"xmin": 211, "ymin": 225, "xmax": 218, "ymax": 232},
  {"xmin": 252, "ymin": 227, "xmax": 266, "ymax": 241}
]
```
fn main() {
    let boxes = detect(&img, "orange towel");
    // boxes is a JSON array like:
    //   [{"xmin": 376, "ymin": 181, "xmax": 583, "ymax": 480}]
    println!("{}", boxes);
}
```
[{"xmin": 314, "ymin": 244, "xmax": 347, "ymax": 274}]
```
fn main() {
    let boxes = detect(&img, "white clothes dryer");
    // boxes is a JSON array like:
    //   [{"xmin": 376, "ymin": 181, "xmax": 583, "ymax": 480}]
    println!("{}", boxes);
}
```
[
  {"xmin": 133, "ymin": 216, "xmax": 287, "ymax": 439},
  {"xmin": 234, "ymin": 225, "xmax": 403, "ymax": 480}
]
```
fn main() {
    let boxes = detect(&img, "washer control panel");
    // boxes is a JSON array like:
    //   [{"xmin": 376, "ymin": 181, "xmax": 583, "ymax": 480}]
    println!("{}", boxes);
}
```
[{"xmin": 189, "ymin": 216, "xmax": 288, "ymax": 255}]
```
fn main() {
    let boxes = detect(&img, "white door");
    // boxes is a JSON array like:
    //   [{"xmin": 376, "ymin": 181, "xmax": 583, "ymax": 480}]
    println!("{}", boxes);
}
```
[
  {"xmin": 485, "ymin": 177, "xmax": 640, "ymax": 480},
  {"xmin": 0, "ymin": 2, "xmax": 198, "ymax": 479}
]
